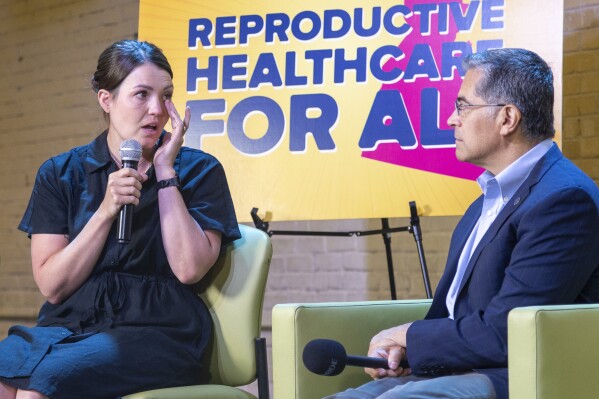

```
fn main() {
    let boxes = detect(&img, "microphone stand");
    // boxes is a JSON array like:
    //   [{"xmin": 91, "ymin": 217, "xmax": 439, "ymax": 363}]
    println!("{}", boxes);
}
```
[{"xmin": 250, "ymin": 201, "xmax": 432, "ymax": 300}]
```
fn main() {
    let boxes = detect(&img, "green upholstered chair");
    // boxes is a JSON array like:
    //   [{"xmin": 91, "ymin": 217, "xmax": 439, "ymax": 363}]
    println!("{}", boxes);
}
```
[
  {"xmin": 508, "ymin": 304, "xmax": 599, "ymax": 399},
  {"xmin": 272, "ymin": 300, "xmax": 599, "ymax": 399},
  {"xmin": 125, "ymin": 224, "xmax": 273, "ymax": 399},
  {"xmin": 272, "ymin": 300, "xmax": 432, "ymax": 399}
]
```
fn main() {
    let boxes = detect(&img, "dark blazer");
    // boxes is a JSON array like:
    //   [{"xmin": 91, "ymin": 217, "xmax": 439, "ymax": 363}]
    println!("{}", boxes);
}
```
[{"xmin": 406, "ymin": 144, "xmax": 599, "ymax": 399}]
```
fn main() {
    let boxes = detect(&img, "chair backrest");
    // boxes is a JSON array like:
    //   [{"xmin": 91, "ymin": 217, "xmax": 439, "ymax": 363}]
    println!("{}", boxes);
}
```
[{"xmin": 196, "ymin": 224, "xmax": 272, "ymax": 386}]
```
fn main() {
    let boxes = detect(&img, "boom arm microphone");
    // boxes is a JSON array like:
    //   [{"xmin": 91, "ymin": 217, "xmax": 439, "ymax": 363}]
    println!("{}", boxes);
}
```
[
  {"xmin": 303, "ymin": 339, "xmax": 394, "ymax": 377},
  {"xmin": 117, "ymin": 139, "xmax": 142, "ymax": 244}
]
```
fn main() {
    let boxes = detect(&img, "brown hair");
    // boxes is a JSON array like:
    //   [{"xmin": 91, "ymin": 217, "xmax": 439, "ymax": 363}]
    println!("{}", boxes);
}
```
[{"xmin": 91, "ymin": 40, "xmax": 173, "ymax": 94}]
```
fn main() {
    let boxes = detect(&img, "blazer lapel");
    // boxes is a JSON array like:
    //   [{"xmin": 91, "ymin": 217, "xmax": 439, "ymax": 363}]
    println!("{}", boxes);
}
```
[
  {"xmin": 426, "ymin": 196, "xmax": 484, "ymax": 318},
  {"xmin": 455, "ymin": 144, "xmax": 563, "ymax": 295},
  {"xmin": 434, "ymin": 196, "xmax": 483, "ymax": 299}
]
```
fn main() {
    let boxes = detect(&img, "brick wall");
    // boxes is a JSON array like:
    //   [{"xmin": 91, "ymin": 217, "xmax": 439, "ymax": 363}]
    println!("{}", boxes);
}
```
[
  {"xmin": 563, "ymin": 0, "xmax": 599, "ymax": 183},
  {"xmin": 0, "ymin": 0, "xmax": 598, "ymax": 397},
  {"xmin": 261, "ymin": 216, "xmax": 457, "ymax": 327}
]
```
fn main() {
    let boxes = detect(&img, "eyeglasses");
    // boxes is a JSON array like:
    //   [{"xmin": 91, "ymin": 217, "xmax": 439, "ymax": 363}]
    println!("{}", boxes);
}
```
[{"xmin": 454, "ymin": 100, "xmax": 506, "ymax": 116}]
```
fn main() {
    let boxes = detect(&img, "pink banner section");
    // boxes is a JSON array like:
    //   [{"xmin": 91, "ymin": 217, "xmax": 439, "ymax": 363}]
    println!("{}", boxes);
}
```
[{"xmin": 362, "ymin": 0, "xmax": 490, "ymax": 181}]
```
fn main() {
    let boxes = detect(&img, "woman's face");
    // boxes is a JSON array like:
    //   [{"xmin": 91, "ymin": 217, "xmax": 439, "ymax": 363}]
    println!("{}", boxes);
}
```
[{"xmin": 99, "ymin": 63, "xmax": 173, "ymax": 151}]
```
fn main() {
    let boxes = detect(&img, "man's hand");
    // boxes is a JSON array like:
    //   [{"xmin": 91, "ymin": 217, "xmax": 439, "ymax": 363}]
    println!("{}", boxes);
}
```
[{"xmin": 365, "ymin": 323, "xmax": 412, "ymax": 379}]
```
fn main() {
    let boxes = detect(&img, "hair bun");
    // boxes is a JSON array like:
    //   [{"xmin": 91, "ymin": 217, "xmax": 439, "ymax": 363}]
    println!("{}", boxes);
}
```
[{"xmin": 91, "ymin": 76, "xmax": 100, "ymax": 93}]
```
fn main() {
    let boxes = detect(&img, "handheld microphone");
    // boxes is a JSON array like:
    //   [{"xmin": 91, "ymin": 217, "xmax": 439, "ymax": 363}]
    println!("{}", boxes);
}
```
[
  {"xmin": 117, "ymin": 139, "xmax": 142, "ymax": 244},
  {"xmin": 303, "ymin": 339, "xmax": 392, "ymax": 377}
]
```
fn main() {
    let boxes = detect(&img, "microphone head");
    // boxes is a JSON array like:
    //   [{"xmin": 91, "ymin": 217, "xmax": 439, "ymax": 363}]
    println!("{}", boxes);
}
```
[
  {"xmin": 302, "ymin": 339, "xmax": 347, "ymax": 376},
  {"xmin": 119, "ymin": 139, "xmax": 142, "ymax": 162}
]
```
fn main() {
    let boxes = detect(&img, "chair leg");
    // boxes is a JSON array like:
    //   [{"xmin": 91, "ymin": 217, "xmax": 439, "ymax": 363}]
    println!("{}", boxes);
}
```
[{"xmin": 255, "ymin": 337, "xmax": 270, "ymax": 399}]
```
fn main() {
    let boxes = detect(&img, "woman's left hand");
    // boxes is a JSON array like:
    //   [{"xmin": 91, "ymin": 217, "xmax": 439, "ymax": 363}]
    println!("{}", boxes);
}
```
[{"xmin": 154, "ymin": 99, "xmax": 191, "ymax": 179}]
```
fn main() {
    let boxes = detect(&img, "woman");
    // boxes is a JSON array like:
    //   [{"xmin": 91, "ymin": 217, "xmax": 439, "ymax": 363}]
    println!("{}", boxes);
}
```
[{"xmin": 0, "ymin": 40, "xmax": 240, "ymax": 399}]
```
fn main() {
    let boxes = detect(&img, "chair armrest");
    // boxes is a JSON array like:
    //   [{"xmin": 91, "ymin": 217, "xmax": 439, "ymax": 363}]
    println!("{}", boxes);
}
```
[
  {"xmin": 508, "ymin": 304, "xmax": 599, "ymax": 399},
  {"xmin": 272, "ymin": 299, "xmax": 432, "ymax": 399}
]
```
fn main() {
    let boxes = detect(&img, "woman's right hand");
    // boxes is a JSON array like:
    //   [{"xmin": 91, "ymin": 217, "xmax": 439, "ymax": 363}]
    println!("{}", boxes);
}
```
[
  {"xmin": 100, "ymin": 168, "xmax": 148, "ymax": 218},
  {"xmin": 31, "ymin": 166, "xmax": 148, "ymax": 304}
]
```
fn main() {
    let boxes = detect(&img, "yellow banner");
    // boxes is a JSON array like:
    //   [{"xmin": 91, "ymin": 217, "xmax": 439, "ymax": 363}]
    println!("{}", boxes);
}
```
[{"xmin": 139, "ymin": 0, "xmax": 562, "ymax": 222}]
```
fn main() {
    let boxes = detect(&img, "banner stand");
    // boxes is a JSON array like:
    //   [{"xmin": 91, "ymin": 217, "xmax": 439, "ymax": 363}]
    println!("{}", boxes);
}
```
[{"xmin": 250, "ymin": 201, "xmax": 432, "ymax": 300}]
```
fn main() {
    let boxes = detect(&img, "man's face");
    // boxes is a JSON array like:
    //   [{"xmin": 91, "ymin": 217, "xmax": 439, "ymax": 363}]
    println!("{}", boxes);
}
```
[{"xmin": 448, "ymin": 69, "xmax": 504, "ymax": 172}]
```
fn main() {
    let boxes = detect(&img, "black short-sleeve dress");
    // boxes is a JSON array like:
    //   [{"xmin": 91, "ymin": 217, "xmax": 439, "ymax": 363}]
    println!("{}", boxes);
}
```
[{"xmin": 0, "ymin": 131, "xmax": 241, "ymax": 399}]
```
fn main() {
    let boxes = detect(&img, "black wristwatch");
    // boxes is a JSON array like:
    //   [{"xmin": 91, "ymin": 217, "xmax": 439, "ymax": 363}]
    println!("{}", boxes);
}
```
[{"xmin": 157, "ymin": 175, "xmax": 181, "ymax": 190}]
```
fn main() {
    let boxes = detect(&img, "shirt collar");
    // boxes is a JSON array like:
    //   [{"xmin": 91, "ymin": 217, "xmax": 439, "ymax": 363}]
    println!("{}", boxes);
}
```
[
  {"xmin": 84, "ymin": 130, "xmax": 114, "ymax": 174},
  {"xmin": 476, "ymin": 139, "xmax": 553, "ymax": 201}
]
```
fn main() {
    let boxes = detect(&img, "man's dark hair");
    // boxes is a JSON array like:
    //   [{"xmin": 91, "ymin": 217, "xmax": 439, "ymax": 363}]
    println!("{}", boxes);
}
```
[{"xmin": 463, "ymin": 48, "xmax": 555, "ymax": 141}]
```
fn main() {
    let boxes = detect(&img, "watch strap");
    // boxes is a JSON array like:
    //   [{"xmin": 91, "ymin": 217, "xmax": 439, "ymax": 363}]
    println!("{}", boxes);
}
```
[{"xmin": 157, "ymin": 175, "xmax": 181, "ymax": 190}]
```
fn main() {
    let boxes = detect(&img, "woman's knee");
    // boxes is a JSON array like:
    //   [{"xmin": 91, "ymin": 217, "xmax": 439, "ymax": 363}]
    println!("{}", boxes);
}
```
[
  {"xmin": 0, "ymin": 381, "xmax": 16, "ymax": 399},
  {"xmin": 15, "ymin": 390, "xmax": 48, "ymax": 399}
]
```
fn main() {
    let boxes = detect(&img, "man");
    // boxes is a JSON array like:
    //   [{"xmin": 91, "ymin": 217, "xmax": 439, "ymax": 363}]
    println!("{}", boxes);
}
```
[{"xmin": 327, "ymin": 48, "xmax": 599, "ymax": 399}]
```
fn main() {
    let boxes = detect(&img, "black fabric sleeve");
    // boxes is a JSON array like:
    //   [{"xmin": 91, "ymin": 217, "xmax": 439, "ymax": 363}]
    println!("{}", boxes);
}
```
[
  {"xmin": 18, "ymin": 158, "xmax": 69, "ymax": 237},
  {"xmin": 177, "ymin": 148, "xmax": 241, "ymax": 246}
]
